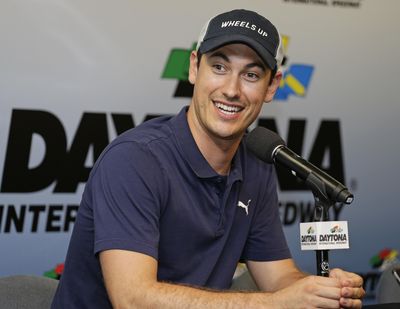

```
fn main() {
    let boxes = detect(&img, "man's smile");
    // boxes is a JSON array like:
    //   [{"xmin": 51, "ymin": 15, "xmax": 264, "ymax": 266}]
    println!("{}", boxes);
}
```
[{"xmin": 213, "ymin": 101, "xmax": 244, "ymax": 116}]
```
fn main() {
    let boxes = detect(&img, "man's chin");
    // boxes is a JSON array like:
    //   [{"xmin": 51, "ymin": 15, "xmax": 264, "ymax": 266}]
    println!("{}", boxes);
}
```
[{"xmin": 210, "ymin": 128, "xmax": 245, "ymax": 142}]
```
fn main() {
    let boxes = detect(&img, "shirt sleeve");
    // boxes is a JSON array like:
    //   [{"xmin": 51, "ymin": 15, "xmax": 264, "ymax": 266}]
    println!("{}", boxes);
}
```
[
  {"xmin": 85, "ymin": 141, "xmax": 168, "ymax": 260},
  {"xmin": 241, "ymin": 166, "xmax": 292, "ymax": 262}
]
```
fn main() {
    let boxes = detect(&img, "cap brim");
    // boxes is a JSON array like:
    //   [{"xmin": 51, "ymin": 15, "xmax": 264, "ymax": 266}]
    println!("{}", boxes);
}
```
[{"xmin": 198, "ymin": 34, "xmax": 277, "ymax": 70}]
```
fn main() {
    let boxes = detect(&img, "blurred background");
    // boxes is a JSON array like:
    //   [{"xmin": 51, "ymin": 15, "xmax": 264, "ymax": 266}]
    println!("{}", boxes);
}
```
[{"xmin": 0, "ymin": 0, "xmax": 399, "ymax": 304}]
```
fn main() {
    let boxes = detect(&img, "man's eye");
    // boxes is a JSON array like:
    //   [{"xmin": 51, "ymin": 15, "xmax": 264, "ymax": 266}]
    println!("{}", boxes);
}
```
[
  {"xmin": 213, "ymin": 64, "xmax": 225, "ymax": 72},
  {"xmin": 245, "ymin": 72, "xmax": 259, "ymax": 80}
]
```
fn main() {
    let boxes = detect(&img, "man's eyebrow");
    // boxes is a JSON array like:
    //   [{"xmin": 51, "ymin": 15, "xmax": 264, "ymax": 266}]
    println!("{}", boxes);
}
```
[
  {"xmin": 208, "ymin": 51, "xmax": 267, "ymax": 72},
  {"xmin": 208, "ymin": 51, "xmax": 230, "ymax": 62},
  {"xmin": 246, "ymin": 62, "xmax": 266, "ymax": 72}
]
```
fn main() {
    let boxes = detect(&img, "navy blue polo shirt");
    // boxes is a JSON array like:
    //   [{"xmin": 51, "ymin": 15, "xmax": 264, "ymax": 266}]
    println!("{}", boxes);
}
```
[{"xmin": 52, "ymin": 106, "xmax": 291, "ymax": 308}]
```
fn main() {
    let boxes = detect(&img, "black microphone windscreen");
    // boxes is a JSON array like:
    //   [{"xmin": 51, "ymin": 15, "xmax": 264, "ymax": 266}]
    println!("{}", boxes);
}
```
[{"xmin": 246, "ymin": 127, "xmax": 286, "ymax": 163}]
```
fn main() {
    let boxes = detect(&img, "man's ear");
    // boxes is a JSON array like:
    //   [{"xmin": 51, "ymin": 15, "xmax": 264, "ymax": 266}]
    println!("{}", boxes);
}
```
[
  {"xmin": 264, "ymin": 70, "xmax": 283, "ymax": 103},
  {"xmin": 188, "ymin": 51, "xmax": 199, "ymax": 85}
]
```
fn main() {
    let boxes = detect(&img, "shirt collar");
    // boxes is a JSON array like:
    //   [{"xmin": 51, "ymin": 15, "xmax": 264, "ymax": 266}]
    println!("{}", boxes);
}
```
[{"xmin": 170, "ymin": 106, "xmax": 243, "ymax": 182}]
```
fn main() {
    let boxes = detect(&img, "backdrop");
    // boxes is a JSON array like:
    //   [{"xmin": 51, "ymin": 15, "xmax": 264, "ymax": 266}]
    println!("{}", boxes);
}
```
[{"xmin": 1, "ymin": 0, "xmax": 399, "ymax": 302}]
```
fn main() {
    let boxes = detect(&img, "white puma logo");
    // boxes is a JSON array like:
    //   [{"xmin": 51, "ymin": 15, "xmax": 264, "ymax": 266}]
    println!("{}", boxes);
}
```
[{"xmin": 237, "ymin": 199, "xmax": 251, "ymax": 216}]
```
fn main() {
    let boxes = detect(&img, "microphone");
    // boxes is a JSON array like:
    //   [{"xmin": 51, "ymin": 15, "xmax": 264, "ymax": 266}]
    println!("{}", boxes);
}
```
[{"xmin": 246, "ymin": 126, "xmax": 354, "ymax": 204}]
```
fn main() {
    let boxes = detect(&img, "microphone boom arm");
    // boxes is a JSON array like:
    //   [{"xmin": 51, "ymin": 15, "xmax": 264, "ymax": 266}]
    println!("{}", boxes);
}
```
[{"xmin": 306, "ymin": 172, "xmax": 336, "ymax": 276}]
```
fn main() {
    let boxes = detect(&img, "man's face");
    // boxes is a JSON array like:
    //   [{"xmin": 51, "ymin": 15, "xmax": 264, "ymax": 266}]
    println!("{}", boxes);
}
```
[{"xmin": 188, "ymin": 43, "xmax": 280, "ymax": 143}]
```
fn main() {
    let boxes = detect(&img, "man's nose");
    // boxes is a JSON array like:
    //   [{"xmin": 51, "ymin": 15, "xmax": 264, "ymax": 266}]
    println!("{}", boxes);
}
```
[{"xmin": 222, "ymin": 74, "xmax": 241, "ymax": 101}]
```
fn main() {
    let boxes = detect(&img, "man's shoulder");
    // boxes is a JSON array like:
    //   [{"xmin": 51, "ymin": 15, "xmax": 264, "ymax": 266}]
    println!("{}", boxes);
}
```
[
  {"xmin": 88, "ymin": 115, "xmax": 177, "ymax": 175},
  {"xmin": 113, "ymin": 114, "xmax": 175, "ymax": 146}
]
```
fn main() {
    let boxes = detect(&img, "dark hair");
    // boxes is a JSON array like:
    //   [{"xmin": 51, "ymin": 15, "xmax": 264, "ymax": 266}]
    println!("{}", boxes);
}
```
[
  {"xmin": 195, "ymin": 50, "xmax": 276, "ymax": 85},
  {"xmin": 196, "ymin": 50, "xmax": 203, "ymax": 69},
  {"xmin": 269, "ymin": 67, "xmax": 277, "ymax": 85}
]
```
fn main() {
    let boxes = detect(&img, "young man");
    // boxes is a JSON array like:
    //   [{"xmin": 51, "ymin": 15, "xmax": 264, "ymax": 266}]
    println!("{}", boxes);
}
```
[{"xmin": 52, "ymin": 9, "xmax": 365, "ymax": 308}]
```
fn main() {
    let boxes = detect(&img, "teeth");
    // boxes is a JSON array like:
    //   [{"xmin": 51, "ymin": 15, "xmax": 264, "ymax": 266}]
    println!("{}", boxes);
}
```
[{"xmin": 215, "ymin": 102, "xmax": 242, "ymax": 114}]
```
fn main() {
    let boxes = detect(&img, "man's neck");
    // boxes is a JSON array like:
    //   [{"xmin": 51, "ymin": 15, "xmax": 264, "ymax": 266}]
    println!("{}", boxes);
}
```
[
  {"xmin": 186, "ymin": 108, "xmax": 242, "ymax": 176},
  {"xmin": 196, "ymin": 133, "xmax": 240, "ymax": 176}
]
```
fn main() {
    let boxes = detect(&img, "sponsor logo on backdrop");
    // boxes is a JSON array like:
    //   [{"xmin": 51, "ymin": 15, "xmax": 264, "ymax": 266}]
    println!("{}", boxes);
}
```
[
  {"xmin": 274, "ymin": 64, "xmax": 314, "ymax": 100},
  {"xmin": 44, "ymin": 262, "xmax": 64, "ymax": 280},
  {"xmin": 282, "ymin": 0, "xmax": 362, "ymax": 9},
  {"xmin": 0, "ymin": 110, "xmax": 165, "ymax": 234},
  {"xmin": 275, "ymin": 35, "xmax": 314, "ymax": 100},
  {"xmin": 370, "ymin": 248, "xmax": 399, "ymax": 271},
  {"xmin": 161, "ymin": 43, "xmax": 195, "ymax": 98},
  {"xmin": 0, "ymin": 204, "xmax": 78, "ymax": 233}
]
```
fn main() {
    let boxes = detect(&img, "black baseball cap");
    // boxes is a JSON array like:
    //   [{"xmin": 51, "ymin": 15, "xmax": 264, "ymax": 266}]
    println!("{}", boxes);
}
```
[{"xmin": 196, "ymin": 9, "xmax": 283, "ymax": 70}]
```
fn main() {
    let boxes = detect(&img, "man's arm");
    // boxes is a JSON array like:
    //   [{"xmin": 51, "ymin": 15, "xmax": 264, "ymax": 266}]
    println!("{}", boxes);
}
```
[
  {"xmin": 247, "ymin": 259, "xmax": 306, "ymax": 292},
  {"xmin": 247, "ymin": 259, "xmax": 365, "ymax": 309},
  {"xmin": 100, "ymin": 249, "xmax": 275, "ymax": 309},
  {"xmin": 100, "ymin": 250, "xmax": 363, "ymax": 309}
]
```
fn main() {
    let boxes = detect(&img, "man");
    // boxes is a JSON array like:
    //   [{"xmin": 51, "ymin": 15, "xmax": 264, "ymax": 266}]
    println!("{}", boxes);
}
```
[{"xmin": 52, "ymin": 9, "xmax": 365, "ymax": 308}]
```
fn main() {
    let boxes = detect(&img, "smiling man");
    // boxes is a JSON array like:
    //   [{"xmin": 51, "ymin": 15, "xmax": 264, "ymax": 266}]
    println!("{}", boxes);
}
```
[
  {"xmin": 52, "ymin": 9, "xmax": 365, "ymax": 309},
  {"xmin": 187, "ymin": 42, "xmax": 279, "ymax": 176}
]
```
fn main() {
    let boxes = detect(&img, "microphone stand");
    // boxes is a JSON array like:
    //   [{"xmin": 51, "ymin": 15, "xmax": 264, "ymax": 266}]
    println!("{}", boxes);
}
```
[{"xmin": 305, "ymin": 173, "xmax": 336, "ymax": 277}]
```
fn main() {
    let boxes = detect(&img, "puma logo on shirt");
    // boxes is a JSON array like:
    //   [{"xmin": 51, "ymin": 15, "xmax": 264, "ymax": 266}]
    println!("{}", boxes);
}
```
[{"xmin": 237, "ymin": 199, "xmax": 251, "ymax": 215}]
